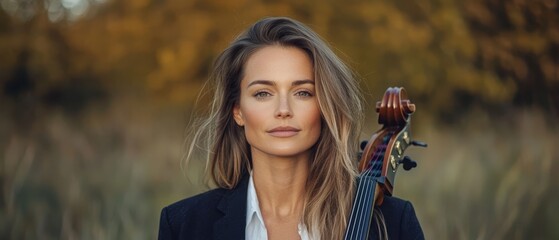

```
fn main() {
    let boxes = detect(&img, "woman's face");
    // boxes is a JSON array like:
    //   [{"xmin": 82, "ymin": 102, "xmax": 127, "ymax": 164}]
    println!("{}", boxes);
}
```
[{"xmin": 233, "ymin": 45, "xmax": 321, "ymax": 159}]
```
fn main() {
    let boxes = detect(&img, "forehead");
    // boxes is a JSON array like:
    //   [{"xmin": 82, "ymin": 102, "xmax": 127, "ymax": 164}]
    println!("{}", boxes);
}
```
[{"xmin": 241, "ymin": 45, "xmax": 314, "ymax": 86}]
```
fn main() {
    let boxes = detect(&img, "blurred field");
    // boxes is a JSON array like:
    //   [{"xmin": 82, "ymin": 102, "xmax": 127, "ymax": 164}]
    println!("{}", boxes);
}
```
[
  {"xmin": 1, "ymin": 0, "xmax": 558, "ymax": 239},
  {"xmin": 396, "ymin": 109, "xmax": 558, "ymax": 239},
  {"xmin": 2, "ymin": 99, "xmax": 557, "ymax": 239}
]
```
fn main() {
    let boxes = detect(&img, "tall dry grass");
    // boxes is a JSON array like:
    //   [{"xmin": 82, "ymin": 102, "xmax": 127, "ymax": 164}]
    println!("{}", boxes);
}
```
[
  {"xmin": 1, "ymin": 99, "xmax": 557, "ymax": 239},
  {"xmin": 396, "ymin": 109, "xmax": 558, "ymax": 239},
  {"xmin": 1, "ymin": 97, "xmax": 195, "ymax": 239}
]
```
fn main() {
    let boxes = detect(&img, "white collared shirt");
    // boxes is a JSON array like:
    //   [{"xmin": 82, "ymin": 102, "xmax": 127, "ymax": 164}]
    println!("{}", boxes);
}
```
[{"xmin": 245, "ymin": 174, "xmax": 313, "ymax": 240}]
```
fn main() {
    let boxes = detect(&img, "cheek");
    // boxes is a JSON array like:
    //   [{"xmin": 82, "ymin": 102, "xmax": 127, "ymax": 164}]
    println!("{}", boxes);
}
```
[
  {"xmin": 239, "ymin": 101, "xmax": 270, "ymax": 135},
  {"xmin": 311, "ymin": 111, "xmax": 322, "ymax": 136},
  {"xmin": 301, "ymin": 102, "xmax": 322, "ymax": 136},
  {"xmin": 241, "ymin": 108, "xmax": 270, "ymax": 149},
  {"xmin": 243, "ymin": 112, "xmax": 262, "ymax": 129}
]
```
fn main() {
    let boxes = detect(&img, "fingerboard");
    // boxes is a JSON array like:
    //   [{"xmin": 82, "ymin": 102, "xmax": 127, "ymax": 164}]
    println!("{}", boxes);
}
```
[{"xmin": 344, "ymin": 134, "xmax": 391, "ymax": 240}]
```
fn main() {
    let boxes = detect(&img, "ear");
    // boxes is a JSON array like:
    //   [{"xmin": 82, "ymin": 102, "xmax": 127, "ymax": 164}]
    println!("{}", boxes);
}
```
[{"xmin": 233, "ymin": 104, "xmax": 245, "ymax": 126}]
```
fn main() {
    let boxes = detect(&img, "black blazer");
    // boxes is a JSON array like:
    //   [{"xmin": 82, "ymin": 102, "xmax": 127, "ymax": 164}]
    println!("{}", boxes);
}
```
[{"xmin": 159, "ymin": 175, "xmax": 424, "ymax": 240}]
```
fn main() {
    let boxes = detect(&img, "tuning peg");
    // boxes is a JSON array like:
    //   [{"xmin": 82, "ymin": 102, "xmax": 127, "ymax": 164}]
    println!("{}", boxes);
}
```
[
  {"xmin": 399, "ymin": 156, "xmax": 417, "ymax": 171},
  {"xmin": 411, "ymin": 140, "xmax": 428, "ymax": 148},
  {"xmin": 360, "ymin": 140, "xmax": 368, "ymax": 150}
]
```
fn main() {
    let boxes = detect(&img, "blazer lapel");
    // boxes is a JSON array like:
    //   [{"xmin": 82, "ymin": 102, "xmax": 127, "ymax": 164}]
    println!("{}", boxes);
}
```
[{"xmin": 214, "ymin": 175, "xmax": 250, "ymax": 240}]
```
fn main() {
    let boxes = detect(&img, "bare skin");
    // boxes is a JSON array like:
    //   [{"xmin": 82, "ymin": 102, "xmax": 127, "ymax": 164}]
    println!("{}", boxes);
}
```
[{"xmin": 253, "ymin": 153, "xmax": 308, "ymax": 239}]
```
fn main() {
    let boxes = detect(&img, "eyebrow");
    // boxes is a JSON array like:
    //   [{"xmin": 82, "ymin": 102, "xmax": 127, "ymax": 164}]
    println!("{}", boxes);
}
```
[{"xmin": 247, "ymin": 79, "xmax": 314, "ymax": 88}]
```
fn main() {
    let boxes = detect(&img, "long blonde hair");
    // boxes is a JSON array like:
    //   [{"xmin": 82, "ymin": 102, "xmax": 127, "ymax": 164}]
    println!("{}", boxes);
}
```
[{"xmin": 186, "ymin": 17, "xmax": 364, "ymax": 239}]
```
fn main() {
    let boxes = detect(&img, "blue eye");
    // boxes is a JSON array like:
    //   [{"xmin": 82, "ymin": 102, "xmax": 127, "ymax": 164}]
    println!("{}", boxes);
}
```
[
  {"xmin": 295, "ymin": 90, "xmax": 313, "ymax": 97},
  {"xmin": 254, "ymin": 91, "xmax": 271, "ymax": 99}
]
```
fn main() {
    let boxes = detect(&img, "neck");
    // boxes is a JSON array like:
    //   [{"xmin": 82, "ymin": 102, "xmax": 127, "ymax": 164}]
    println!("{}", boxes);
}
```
[{"xmin": 251, "ymin": 151, "xmax": 309, "ymax": 219}]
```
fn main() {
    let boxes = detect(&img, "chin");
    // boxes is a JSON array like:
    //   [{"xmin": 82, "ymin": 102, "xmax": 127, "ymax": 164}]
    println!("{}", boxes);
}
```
[{"xmin": 255, "ymin": 145, "xmax": 314, "ymax": 158}]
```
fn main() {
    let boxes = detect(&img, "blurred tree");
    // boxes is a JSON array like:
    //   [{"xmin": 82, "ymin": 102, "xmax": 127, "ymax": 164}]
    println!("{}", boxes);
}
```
[
  {"xmin": 1, "ymin": 0, "xmax": 557, "ymax": 119},
  {"xmin": 461, "ymin": 0, "xmax": 558, "ymax": 111}
]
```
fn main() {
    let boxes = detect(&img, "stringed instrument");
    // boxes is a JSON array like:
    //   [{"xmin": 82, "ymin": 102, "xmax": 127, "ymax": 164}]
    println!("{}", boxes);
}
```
[{"xmin": 344, "ymin": 87, "xmax": 427, "ymax": 239}]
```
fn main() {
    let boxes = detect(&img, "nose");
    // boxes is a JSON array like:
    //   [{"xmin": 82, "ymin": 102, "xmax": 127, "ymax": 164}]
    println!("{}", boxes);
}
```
[{"xmin": 275, "ymin": 95, "xmax": 292, "ymax": 118}]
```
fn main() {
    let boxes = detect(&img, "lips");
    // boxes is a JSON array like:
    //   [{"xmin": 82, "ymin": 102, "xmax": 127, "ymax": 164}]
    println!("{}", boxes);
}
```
[{"xmin": 266, "ymin": 126, "xmax": 301, "ymax": 137}]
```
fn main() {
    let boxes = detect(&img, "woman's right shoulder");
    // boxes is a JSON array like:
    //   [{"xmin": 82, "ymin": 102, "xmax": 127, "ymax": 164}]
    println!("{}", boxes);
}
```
[
  {"xmin": 162, "ymin": 187, "xmax": 228, "ymax": 219},
  {"xmin": 158, "ymin": 188, "xmax": 229, "ymax": 239}
]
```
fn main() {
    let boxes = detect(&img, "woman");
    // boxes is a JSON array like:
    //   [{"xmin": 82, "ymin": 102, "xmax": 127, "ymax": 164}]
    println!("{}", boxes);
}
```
[{"xmin": 158, "ymin": 17, "xmax": 424, "ymax": 240}]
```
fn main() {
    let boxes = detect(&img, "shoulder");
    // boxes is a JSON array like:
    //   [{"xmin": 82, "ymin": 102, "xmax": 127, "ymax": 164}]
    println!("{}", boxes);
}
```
[
  {"xmin": 377, "ymin": 196, "xmax": 425, "ymax": 240},
  {"xmin": 165, "ymin": 188, "xmax": 228, "ymax": 218},
  {"xmin": 378, "ymin": 195, "xmax": 415, "ymax": 215},
  {"xmin": 158, "ymin": 188, "xmax": 228, "ymax": 240},
  {"xmin": 158, "ymin": 174, "xmax": 251, "ymax": 240}
]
